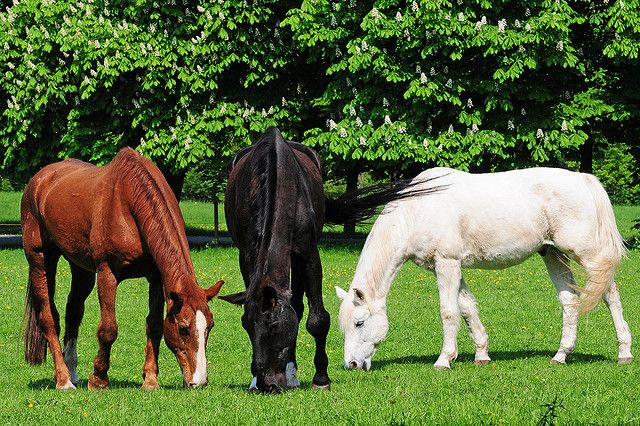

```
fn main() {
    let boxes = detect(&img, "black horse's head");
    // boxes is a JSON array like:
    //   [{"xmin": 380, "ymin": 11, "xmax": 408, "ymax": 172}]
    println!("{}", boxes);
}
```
[{"xmin": 220, "ymin": 285, "xmax": 299, "ymax": 393}]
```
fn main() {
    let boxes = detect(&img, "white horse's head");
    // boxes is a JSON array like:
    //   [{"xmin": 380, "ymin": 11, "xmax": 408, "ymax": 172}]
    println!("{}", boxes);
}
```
[{"xmin": 335, "ymin": 286, "xmax": 388, "ymax": 371}]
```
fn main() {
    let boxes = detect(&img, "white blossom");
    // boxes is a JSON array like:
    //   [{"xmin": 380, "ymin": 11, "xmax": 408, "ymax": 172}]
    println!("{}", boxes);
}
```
[
  {"xmin": 384, "ymin": 115, "xmax": 392, "ymax": 125},
  {"xmin": 395, "ymin": 11, "xmax": 403, "ymax": 22},
  {"xmin": 467, "ymin": 98, "xmax": 473, "ymax": 108},
  {"xmin": 423, "ymin": 138, "xmax": 429, "ymax": 147},
  {"xmin": 185, "ymin": 135, "xmax": 192, "ymax": 149},
  {"xmin": 498, "ymin": 19, "xmax": 507, "ymax": 33},
  {"xmin": 521, "ymin": 108, "xmax": 526, "ymax": 116},
  {"xmin": 507, "ymin": 120, "xmax": 515, "ymax": 130},
  {"xmin": 420, "ymin": 73, "xmax": 428, "ymax": 84},
  {"xmin": 416, "ymin": 65, "xmax": 422, "ymax": 74},
  {"xmin": 471, "ymin": 123, "xmax": 479, "ymax": 133},
  {"xmin": 525, "ymin": 8, "xmax": 531, "ymax": 17},
  {"xmin": 356, "ymin": 117, "xmax": 363, "ymax": 127},
  {"xmin": 556, "ymin": 40, "xmax": 564, "ymax": 51},
  {"xmin": 361, "ymin": 40, "xmax": 369, "ymax": 51},
  {"xmin": 412, "ymin": 1, "xmax": 419, "ymax": 12},
  {"xmin": 359, "ymin": 136, "xmax": 367, "ymax": 146},
  {"xmin": 339, "ymin": 128, "xmax": 348, "ymax": 138},
  {"xmin": 514, "ymin": 19, "xmax": 521, "ymax": 29},
  {"xmin": 448, "ymin": 124, "xmax": 454, "ymax": 134},
  {"xmin": 371, "ymin": 7, "xmax": 380, "ymax": 19},
  {"xmin": 445, "ymin": 79, "xmax": 452, "ymax": 88},
  {"xmin": 328, "ymin": 119, "xmax": 337, "ymax": 130},
  {"xmin": 281, "ymin": 97, "xmax": 287, "ymax": 106},
  {"xmin": 350, "ymin": 106, "xmax": 357, "ymax": 116},
  {"xmin": 561, "ymin": 120, "xmax": 568, "ymax": 131},
  {"xmin": 430, "ymin": 67, "xmax": 436, "ymax": 76},
  {"xmin": 330, "ymin": 14, "xmax": 337, "ymax": 27},
  {"xmin": 525, "ymin": 23, "xmax": 532, "ymax": 31},
  {"xmin": 383, "ymin": 97, "xmax": 389, "ymax": 107},
  {"xmin": 536, "ymin": 128, "xmax": 544, "ymax": 138},
  {"xmin": 458, "ymin": 12, "xmax": 464, "ymax": 22},
  {"xmin": 398, "ymin": 125, "xmax": 406, "ymax": 134}
]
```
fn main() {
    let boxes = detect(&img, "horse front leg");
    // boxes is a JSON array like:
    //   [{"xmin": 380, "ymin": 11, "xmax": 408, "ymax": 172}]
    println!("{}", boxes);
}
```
[
  {"xmin": 458, "ymin": 278, "xmax": 490, "ymax": 366},
  {"xmin": 88, "ymin": 266, "xmax": 118, "ymax": 390},
  {"xmin": 287, "ymin": 253, "xmax": 306, "ymax": 389},
  {"xmin": 434, "ymin": 259, "xmax": 462, "ymax": 369},
  {"xmin": 63, "ymin": 264, "xmax": 96, "ymax": 386},
  {"xmin": 142, "ymin": 277, "xmax": 164, "ymax": 389},
  {"xmin": 603, "ymin": 281, "xmax": 633, "ymax": 364},
  {"xmin": 304, "ymin": 249, "xmax": 330, "ymax": 389}
]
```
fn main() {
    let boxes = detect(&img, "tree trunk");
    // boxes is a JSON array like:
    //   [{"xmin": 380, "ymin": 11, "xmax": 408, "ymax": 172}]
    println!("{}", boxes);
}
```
[
  {"xmin": 579, "ymin": 139, "xmax": 594, "ymax": 174},
  {"xmin": 162, "ymin": 168, "xmax": 186, "ymax": 201},
  {"xmin": 343, "ymin": 167, "xmax": 359, "ymax": 235}
]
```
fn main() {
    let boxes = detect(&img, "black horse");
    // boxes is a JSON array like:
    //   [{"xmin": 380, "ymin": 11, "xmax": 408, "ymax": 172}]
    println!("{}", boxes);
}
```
[{"xmin": 220, "ymin": 127, "xmax": 441, "ymax": 392}]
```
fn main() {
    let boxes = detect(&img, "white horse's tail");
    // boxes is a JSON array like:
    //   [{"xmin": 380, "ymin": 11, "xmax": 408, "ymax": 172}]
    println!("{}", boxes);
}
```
[{"xmin": 577, "ymin": 174, "xmax": 627, "ymax": 314}]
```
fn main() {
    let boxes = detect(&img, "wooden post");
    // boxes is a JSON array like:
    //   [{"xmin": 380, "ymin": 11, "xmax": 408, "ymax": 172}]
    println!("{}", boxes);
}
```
[{"xmin": 213, "ymin": 197, "xmax": 219, "ymax": 245}]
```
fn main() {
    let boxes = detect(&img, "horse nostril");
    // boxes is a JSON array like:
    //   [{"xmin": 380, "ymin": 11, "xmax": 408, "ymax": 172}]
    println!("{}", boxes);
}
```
[{"xmin": 349, "ymin": 361, "xmax": 358, "ymax": 369}]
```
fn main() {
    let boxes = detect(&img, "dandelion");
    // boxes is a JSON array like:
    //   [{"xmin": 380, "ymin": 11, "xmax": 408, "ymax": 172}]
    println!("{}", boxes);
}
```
[
  {"xmin": 420, "ymin": 73, "xmax": 428, "ymax": 84},
  {"xmin": 339, "ymin": 128, "xmax": 348, "ymax": 138},
  {"xmin": 498, "ymin": 19, "xmax": 507, "ymax": 33},
  {"xmin": 561, "ymin": 120, "xmax": 568, "ymax": 131},
  {"xmin": 536, "ymin": 128, "xmax": 544, "ymax": 138},
  {"xmin": 384, "ymin": 115, "xmax": 392, "ymax": 125},
  {"xmin": 396, "ymin": 11, "xmax": 403, "ymax": 22}
]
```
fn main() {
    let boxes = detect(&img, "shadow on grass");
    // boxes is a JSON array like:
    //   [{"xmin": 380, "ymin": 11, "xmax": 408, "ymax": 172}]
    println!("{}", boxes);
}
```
[
  {"xmin": 27, "ymin": 378, "xmax": 185, "ymax": 390},
  {"xmin": 374, "ymin": 350, "xmax": 610, "ymax": 370},
  {"xmin": 224, "ymin": 380, "xmax": 318, "ymax": 394}
]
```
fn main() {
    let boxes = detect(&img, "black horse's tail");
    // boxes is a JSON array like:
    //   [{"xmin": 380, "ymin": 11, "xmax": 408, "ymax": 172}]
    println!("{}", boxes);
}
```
[
  {"xmin": 324, "ymin": 176, "xmax": 446, "ymax": 226},
  {"xmin": 24, "ymin": 274, "xmax": 47, "ymax": 365}
]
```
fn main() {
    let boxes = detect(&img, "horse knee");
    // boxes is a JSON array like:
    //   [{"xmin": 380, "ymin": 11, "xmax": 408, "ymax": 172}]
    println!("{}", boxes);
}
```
[
  {"xmin": 98, "ymin": 323, "xmax": 118, "ymax": 344},
  {"xmin": 306, "ymin": 309, "xmax": 330, "ymax": 337}
]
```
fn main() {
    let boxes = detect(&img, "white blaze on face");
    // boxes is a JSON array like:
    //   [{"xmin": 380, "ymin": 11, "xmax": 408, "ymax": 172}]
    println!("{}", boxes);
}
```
[{"xmin": 191, "ymin": 310, "xmax": 208, "ymax": 386}]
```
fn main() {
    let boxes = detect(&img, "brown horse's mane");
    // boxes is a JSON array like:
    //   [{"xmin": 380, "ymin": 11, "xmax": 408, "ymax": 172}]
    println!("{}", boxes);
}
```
[{"xmin": 111, "ymin": 148, "xmax": 197, "ymax": 295}]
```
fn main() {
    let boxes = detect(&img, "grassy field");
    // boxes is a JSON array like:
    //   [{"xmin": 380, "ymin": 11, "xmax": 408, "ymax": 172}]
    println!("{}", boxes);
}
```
[{"xmin": 0, "ymin": 212, "xmax": 639, "ymax": 424}]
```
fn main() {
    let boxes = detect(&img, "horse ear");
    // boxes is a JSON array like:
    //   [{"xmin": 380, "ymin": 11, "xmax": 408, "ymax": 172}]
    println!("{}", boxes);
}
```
[
  {"xmin": 335, "ymin": 286, "xmax": 348, "ymax": 301},
  {"xmin": 219, "ymin": 291, "xmax": 246, "ymax": 305},
  {"xmin": 205, "ymin": 280, "xmax": 224, "ymax": 301},
  {"xmin": 260, "ymin": 286, "xmax": 278, "ymax": 312},
  {"xmin": 167, "ymin": 292, "xmax": 183, "ymax": 316},
  {"xmin": 353, "ymin": 288, "xmax": 366, "ymax": 305}
]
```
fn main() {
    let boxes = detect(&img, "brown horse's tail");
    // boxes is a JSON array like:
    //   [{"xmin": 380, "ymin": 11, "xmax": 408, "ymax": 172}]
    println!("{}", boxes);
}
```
[
  {"xmin": 324, "ymin": 175, "xmax": 447, "ymax": 226},
  {"xmin": 24, "ymin": 276, "xmax": 47, "ymax": 365}
]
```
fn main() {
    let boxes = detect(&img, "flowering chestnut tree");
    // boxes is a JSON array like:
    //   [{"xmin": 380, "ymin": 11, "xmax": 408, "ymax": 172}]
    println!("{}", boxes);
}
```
[
  {"xmin": 284, "ymin": 0, "xmax": 640, "ymax": 173},
  {"xmin": 0, "ymin": 0, "xmax": 304, "ymax": 191}
]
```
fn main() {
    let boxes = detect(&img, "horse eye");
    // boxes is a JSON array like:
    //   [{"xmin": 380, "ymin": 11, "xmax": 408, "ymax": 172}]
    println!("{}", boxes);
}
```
[
  {"xmin": 355, "ymin": 320, "xmax": 364, "ymax": 328},
  {"xmin": 178, "ymin": 325, "xmax": 190, "ymax": 336}
]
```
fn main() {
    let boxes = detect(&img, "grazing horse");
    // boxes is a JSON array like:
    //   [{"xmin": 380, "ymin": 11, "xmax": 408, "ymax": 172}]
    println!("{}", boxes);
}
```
[
  {"xmin": 22, "ymin": 148, "xmax": 223, "ymax": 390},
  {"xmin": 220, "ymin": 127, "xmax": 440, "ymax": 392},
  {"xmin": 336, "ymin": 167, "xmax": 631, "ymax": 371}
]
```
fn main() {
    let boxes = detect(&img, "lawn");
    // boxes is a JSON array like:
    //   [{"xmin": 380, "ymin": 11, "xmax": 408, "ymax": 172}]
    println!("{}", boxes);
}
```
[{"xmin": 1, "ymin": 237, "xmax": 640, "ymax": 424}]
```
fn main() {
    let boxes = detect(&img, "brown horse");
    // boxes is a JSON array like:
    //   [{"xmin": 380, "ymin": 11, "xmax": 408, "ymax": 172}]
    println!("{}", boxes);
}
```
[{"xmin": 22, "ymin": 148, "xmax": 223, "ymax": 390}]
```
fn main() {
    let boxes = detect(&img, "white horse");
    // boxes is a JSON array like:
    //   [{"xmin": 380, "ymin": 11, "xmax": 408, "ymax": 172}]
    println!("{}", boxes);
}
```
[{"xmin": 335, "ymin": 167, "xmax": 631, "ymax": 370}]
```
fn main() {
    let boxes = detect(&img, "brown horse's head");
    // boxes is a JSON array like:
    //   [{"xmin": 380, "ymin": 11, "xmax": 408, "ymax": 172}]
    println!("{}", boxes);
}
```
[{"xmin": 163, "ymin": 279, "xmax": 223, "ymax": 388}]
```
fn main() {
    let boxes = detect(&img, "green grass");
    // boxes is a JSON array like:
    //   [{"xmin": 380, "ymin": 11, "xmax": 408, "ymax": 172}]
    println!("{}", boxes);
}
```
[{"xmin": 1, "ymin": 243, "xmax": 640, "ymax": 424}]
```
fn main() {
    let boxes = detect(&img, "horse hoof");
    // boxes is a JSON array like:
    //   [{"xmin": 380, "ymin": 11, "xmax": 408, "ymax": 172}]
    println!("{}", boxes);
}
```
[
  {"xmin": 56, "ymin": 380, "xmax": 76, "ymax": 390},
  {"xmin": 433, "ymin": 364, "xmax": 451, "ymax": 370},
  {"xmin": 87, "ymin": 374, "xmax": 109, "ymax": 390},
  {"xmin": 312, "ymin": 383, "xmax": 330, "ymax": 391},
  {"xmin": 550, "ymin": 358, "xmax": 565, "ymax": 365},
  {"xmin": 474, "ymin": 359, "xmax": 491, "ymax": 366},
  {"xmin": 618, "ymin": 357, "xmax": 633, "ymax": 365},
  {"xmin": 141, "ymin": 382, "xmax": 160, "ymax": 390}
]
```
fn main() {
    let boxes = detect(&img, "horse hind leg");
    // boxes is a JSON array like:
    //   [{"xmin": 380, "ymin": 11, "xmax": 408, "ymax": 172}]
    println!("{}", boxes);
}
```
[
  {"xmin": 543, "ymin": 249, "xmax": 579, "ymax": 365},
  {"xmin": 458, "ymin": 279, "xmax": 490, "ymax": 366},
  {"xmin": 603, "ymin": 281, "xmax": 633, "ymax": 364},
  {"xmin": 25, "ymin": 247, "xmax": 73, "ymax": 389},
  {"xmin": 286, "ymin": 253, "xmax": 306, "ymax": 389},
  {"xmin": 63, "ymin": 264, "xmax": 96, "ymax": 386},
  {"xmin": 434, "ymin": 259, "xmax": 462, "ymax": 369}
]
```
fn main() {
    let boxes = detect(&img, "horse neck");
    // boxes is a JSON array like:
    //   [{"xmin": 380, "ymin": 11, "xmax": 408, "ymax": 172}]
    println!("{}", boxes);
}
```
[
  {"xmin": 350, "ymin": 213, "xmax": 407, "ymax": 302},
  {"xmin": 124, "ymin": 170, "xmax": 196, "ymax": 295}
]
